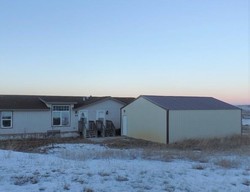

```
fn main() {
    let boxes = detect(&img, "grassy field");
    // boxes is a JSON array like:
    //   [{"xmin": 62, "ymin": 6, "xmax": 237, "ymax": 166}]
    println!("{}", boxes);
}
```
[{"xmin": 0, "ymin": 134, "xmax": 250, "ymax": 160}]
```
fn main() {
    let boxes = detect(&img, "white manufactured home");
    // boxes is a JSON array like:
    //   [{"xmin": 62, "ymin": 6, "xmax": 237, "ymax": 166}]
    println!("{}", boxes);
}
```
[
  {"xmin": 0, "ymin": 95, "xmax": 134, "ymax": 139},
  {"xmin": 121, "ymin": 95, "xmax": 241, "ymax": 144},
  {"xmin": 77, "ymin": 98, "xmax": 126, "ymax": 130}
]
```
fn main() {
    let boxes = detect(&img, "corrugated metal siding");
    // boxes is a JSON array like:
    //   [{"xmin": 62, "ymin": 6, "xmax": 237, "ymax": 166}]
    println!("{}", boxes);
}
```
[
  {"xmin": 122, "ymin": 97, "xmax": 167, "ymax": 144},
  {"xmin": 169, "ymin": 110, "xmax": 241, "ymax": 143}
]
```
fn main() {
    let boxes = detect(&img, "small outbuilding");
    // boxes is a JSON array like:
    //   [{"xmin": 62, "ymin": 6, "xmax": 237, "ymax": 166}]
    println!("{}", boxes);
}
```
[{"xmin": 121, "ymin": 95, "xmax": 241, "ymax": 144}]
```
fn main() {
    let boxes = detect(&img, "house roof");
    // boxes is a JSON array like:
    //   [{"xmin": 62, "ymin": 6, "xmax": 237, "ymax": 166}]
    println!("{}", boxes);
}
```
[
  {"xmin": 113, "ymin": 97, "xmax": 135, "ymax": 105},
  {"xmin": 142, "ymin": 95, "xmax": 239, "ymax": 110},
  {"xmin": 39, "ymin": 96, "xmax": 103, "ymax": 106},
  {"xmin": 74, "ymin": 96, "xmax": 135, "ymax": 109},
  {"xmin": 0, "ymin": 95, "xmax": 135, "ymax": 110},
  {"xmin": 0, "ymin": 95, "xmax": 49, "ymax": 110}
]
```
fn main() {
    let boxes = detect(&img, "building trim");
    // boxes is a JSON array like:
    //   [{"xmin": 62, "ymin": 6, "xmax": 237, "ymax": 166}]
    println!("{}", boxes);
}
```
[{"xmin": 166, "ymin": 110, "xmax": 169, "ymax": 144}]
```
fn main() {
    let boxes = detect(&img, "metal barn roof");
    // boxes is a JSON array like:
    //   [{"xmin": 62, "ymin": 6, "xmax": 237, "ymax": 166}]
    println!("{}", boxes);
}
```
[{"xmin": 142, "ymin": 95, "xmax": 239, "ymax": 110}]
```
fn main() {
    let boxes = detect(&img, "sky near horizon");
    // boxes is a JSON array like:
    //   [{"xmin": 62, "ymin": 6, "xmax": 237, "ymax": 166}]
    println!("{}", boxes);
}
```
[{"xmin": 0, "ymin": 0, "xmax": 249, "ymax": 105}]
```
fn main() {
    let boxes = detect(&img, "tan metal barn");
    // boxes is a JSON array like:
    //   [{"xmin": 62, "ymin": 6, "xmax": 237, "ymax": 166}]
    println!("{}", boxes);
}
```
[{"xmin": 121, "ymin": 95, "xmax": 241, "ymax": 144}]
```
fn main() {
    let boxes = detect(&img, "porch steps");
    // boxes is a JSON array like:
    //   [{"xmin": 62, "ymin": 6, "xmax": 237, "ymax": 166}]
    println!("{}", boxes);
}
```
[
  {"xmin": 78, "ymin": 119, "xmax": 116, "ymax": 138},
  {"xmin": 86, "ymin": 121, "xmax": 98, "ymax": 138}
]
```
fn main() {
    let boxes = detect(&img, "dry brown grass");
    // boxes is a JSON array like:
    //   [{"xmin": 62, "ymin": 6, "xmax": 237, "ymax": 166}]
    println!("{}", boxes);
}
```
[
  {"xmin": 214, "ymin": 159, "xmax": 239, "ymax": 169},
  {"xmin": 242, "ymin": 179, "xmax": 250, "ymax": 186},
  {"xmin": 0, "ymin": 137, "xmax": 94, "ymax": 152},
  {"xmin": 242, "ymin": 125, "xmax": 250, "ymax": 135},
  {"xmin": 1, "ymin": 134, "xmax": 250, "ymax": 157},
  {"xmin": 170, "ymin": 135, "xmax": 250, "ymax": 151},
  {"xmin": 99, "ymin": 136, "xmax": 167, "ymax": 149},
  {"xmin": 192, "ymin": 164, "xmax": 206, "ymax": 170}
]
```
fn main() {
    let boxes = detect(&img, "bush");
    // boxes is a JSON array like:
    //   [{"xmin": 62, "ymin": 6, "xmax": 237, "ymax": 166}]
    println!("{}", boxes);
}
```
[
  {"xmin": 192, "ymin": 164, "xmax": 206, "ymax": 170},
  {"xmin": 214, "ymin": 159, "xmax": 239, "ymax": 169},
  {"xmin": 12, "ymin": 175, "xmax": 39, "ymax": 185}
]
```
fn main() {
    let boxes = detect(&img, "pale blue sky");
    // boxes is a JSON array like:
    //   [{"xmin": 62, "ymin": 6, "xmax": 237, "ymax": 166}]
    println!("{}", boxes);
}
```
[{"xmin": 0, "ymin": 0, "xmax": 249, "ymax": 104}]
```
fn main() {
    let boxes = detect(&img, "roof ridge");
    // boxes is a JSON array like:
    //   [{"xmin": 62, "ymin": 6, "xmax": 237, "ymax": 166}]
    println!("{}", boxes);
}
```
[{"xmin": 142, "ymin": 95, "xmax": 213, "ymax": 98}]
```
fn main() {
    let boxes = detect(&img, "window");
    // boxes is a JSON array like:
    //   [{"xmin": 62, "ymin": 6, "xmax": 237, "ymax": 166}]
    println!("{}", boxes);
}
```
[
  {"xmin": 52, "ymin": 105, "xmax": 70, "ymax": 126},
  {"xmin": 1, "ymin": 111, "xmax": 13, "ymax": 128}
]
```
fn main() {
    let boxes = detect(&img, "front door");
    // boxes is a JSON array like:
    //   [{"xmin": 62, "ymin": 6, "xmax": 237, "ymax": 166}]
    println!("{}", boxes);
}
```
[
  {"xmin": 96, "ymin": 110, "xmax": 106, "ymax": 126},
  {"xmin": 122, "ymin": 115, "xmax": 128, "ymax": 135}
]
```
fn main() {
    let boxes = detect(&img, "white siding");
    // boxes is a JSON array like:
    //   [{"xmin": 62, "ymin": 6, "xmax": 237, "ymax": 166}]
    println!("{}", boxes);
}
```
[
  {"xmin": 0, "ymin": 108, "xmax": 78, "ymax": 135},
  {"xmin": 78, "ymin": 99, "xmax": 124, "ymax": 129},
  {"xmin": 122, "ymin": 97, "xmax": 167, "ymax": 144},
  {"xmin": 169, "ymin": 110, "xmax": 242, "ymax": 143},
  {"xmin": 0, "ymin": 111, "xmax": 51, "ymax": 135}
]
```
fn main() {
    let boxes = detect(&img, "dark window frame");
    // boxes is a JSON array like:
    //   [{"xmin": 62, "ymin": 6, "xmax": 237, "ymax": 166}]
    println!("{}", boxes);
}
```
[{"xmin": 1, "ymin": 111, "xmax": 13, "ymax": 129}]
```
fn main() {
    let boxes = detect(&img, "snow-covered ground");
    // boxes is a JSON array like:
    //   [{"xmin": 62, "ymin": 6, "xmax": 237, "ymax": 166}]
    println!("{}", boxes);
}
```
[
  {"xmin": 243, "ymin": 118, "xmax": 250, "ymax": 126},
  {"xmin": 0, "ymin": 144, "xmax": 250, "ymax": 192}
]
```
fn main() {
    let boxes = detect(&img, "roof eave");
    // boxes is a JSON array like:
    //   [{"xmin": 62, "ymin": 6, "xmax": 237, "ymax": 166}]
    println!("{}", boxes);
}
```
[
  {"xmin": 75, "ymin": 97, "xmax": 113, "ymax": 110},
  {"xmin": 0, "ymin": 108, "xmax": 50, "ymax": 111}
]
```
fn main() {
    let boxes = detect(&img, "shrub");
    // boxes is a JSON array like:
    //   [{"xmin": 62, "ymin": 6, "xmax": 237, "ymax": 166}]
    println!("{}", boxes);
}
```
[
  {"xmin": 12, "ymin": 175, "xmax": 39, "ymax": 186},
  {"xmin": 192, "ymin": 164, "xmax": 206, "ymax": 170},
  {"xmin": 214, "ymin": 159, "xmax": 239, "ymax": 169},
  {"xmin": 63, "ymin": 183, "xmax": 70, "ymax": 190},
  {"xmin": 116, "ymin": 175, "xmax": 129, "ymax": 182},
  {"xmin": 98, "ymin": 171, "xmax": 111, "ymax": 177},
  {"xmin": 242, "ymin": 179, "xmax": 250, "ymax": 186},
  {"xmin": 83, "ymin": 188, "xmax": 94, "ymax": 192}
]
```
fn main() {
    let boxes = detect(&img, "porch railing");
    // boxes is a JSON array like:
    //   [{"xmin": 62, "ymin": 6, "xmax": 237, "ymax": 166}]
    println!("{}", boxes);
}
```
[{"xmin": 78, "ymin": 119, "xmax": 116, "ymax": 138}]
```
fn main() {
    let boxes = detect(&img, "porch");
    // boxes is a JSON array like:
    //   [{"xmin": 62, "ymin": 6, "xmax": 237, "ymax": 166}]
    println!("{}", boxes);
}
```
[{"xmin": 78, "ymin": 119, "xmax": 116, "ymax": 138}]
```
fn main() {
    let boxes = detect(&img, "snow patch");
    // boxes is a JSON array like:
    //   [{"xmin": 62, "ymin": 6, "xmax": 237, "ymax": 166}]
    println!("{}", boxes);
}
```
[{"xmin": 0, "ymin": 144, "xmax": 250, "ymax": 192}]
